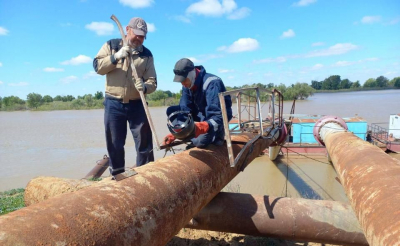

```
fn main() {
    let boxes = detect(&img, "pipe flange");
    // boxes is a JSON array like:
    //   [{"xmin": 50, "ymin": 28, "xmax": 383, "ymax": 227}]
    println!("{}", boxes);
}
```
[
  {"xmin": 313, "ymin": 115, "xmax": 348, "ymax": 146},
  {"xmin": 270, "ymin": 123, "xmax": 288, "ymax": 146}
]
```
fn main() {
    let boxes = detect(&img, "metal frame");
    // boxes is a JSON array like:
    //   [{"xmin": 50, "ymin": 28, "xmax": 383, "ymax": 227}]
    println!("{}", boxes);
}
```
[{"xmin": 219, "ymin": 87, "xmax": 283, "ymax": 167}]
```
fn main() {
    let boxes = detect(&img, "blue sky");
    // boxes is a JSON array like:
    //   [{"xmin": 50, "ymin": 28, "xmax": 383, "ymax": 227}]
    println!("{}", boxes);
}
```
[{"xmin": 0, "ymin": 0, "xmax": 399, "ymax": 99}]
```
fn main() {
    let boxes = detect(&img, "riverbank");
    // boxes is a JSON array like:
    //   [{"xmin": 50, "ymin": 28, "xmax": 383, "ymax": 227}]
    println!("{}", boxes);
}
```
[
  {"xmin": 0, "ymin": 98, "xmax": 180, "ymax": 112},
  {"xmin": 2, "ymin": 87, "xmax": 399, "ymax": 112}
]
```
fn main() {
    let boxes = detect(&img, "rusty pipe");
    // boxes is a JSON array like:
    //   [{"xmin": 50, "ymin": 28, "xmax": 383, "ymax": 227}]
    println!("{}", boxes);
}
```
[
  {"xmin": 83, "ymin": 155, "xmax": 109, "ymax": 180},
  {"xmin": 24, "ymin": 176, "xmax": 93, "ymax": 206},
  {"xmin": 314, "ymin": 115, "xmax": 400, "ymax": 246},
  {"xmin": 22, "ymin": 179, "xmax": 368, "ymax": 246},
  {"xmin": 0, "ymin": 134, "xmax": 272, "ymax": 246},
  {"xmin": 186, "ymin": 192, "xmax": 368, "ymax": 246}
]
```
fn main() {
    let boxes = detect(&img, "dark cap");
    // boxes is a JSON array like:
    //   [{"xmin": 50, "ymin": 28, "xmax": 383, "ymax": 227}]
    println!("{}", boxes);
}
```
[
  {"xmin": 173, "ymin": 58, "xmax": 195, "ymax": 82},
  {"xmin": 128, "ymin": 17, "xmax": 147, "ymax": 37}
]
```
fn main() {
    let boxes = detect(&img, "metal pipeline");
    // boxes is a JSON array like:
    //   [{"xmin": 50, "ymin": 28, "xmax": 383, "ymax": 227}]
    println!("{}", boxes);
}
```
[
  {"xmin": 186, "ymin": 192, "xmax": 368, "ymax": 246},
  {"xmin": 0, "ymin": 134, "xmax": 272, "ymax": 246},
  {"xmin": 24, "ymin": 176, "xmax": 93, "ymax": 206},
  {"xmin": 314, "ymin": 115, "xmax": 400, "ymax": 246},
  {"xmin": 83, "ymin": 155, "xmax": 109, "ymax": 180}
]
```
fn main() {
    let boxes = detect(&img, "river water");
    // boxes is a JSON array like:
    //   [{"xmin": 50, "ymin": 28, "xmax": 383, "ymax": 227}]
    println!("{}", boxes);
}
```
[{"xmin": 1, "ymin": 90, "xmax": 399, "ymax": 198}]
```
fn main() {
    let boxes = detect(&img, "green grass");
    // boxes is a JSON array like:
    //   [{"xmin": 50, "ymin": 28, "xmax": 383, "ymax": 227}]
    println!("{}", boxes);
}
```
[
  {"xmin": 87, "ymin": 177, "xmax": 103, "ymax": 181},
  {"xmin": 0, "ymin": 188, "xmax": 26, "ymax": 215}
]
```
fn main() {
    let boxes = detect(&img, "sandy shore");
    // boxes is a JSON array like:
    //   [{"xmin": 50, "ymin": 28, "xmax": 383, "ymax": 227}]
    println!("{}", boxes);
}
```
[{"xmin": 167, "ymin": 228, "xmax": 340, "ymax": 246}]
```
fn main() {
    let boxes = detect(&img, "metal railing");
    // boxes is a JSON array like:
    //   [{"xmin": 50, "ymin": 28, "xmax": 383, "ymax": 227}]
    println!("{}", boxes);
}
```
[
  {"xmin": 368, "ymin": 123, "xmax": 389, "ymax": 142},
  {"xmin": 219, "ymin": 88, "xmax": 283, "ymax": 167}
]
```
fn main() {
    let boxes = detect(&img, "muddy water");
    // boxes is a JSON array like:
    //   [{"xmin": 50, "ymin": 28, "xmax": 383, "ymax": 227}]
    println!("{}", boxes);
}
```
[
  {"xmin": 224, "ymin": 154, "xmax": 350, "ymax": 202},
  {"xmin": 0, "ymin": 90, "xmax": 399, "ymax": 193}
]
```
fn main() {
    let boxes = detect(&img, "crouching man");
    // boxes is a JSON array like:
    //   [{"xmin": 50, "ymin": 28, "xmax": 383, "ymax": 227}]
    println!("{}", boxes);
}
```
[{"xmin": 163, "ymin": 58, "xmax": 232, "ymax": 148}]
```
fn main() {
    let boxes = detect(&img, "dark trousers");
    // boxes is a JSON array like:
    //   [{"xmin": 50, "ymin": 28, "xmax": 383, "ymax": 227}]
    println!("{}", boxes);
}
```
[{"xmin": 104, "ymin": 98, "xmax": 154, "ymax": 175}]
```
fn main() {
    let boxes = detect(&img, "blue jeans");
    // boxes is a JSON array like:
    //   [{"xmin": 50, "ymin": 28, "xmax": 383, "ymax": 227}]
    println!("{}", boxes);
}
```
[{"xmin": 104, "ymin": 98, "xmax": 154, "ymax": 175}]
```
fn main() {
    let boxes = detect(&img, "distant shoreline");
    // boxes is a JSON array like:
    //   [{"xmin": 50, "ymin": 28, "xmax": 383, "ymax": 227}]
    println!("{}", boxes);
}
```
[
  {"xmin": 314, "ymin": 87, "xmax": 399, "ymax": 93},
  {"xmin": 1, "ymin": 88, "xmax": 399, "ymax": 112}
]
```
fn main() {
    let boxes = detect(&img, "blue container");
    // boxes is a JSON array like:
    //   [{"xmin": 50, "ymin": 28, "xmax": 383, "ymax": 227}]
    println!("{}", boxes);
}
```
[{"xmin": 292, "ymin": 116, "xmax": 367, "ymax": 144}]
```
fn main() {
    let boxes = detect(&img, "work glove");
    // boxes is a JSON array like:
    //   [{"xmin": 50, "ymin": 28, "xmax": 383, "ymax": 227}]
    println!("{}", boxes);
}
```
[
  {"xmin": 163, "ymin": 133, "xmax": 176, "ymax": 145},
  {"xmin": 194, "ymin": 122, "xmax": 210, "ymax": 138},
  {"xmin": 114, "ymin": 46, "xmax": 131, "ymax": 60},
  {"xmin": 135, "ymin": 78, "xmax": 144, "ymax": 91}
]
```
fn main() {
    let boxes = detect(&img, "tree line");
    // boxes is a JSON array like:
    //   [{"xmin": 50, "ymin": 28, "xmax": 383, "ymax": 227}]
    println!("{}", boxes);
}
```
[
  {"xmin": 311, "ymin": 75, "xmax": 400, "ymax": 91},
  {"xmin": 0, "ymin": 91, "xmax": 105, "ymax": 111},
  {"xmin": 0, "ymin": 90, "xmax": 181, "ymax": 111},
  {"xmin": 227, "ymin": 82, "xmax": 316, "ymax": 101},
  {"xmin": 1, "ymin": 76, "xmax": 399, "ymax": 111}
]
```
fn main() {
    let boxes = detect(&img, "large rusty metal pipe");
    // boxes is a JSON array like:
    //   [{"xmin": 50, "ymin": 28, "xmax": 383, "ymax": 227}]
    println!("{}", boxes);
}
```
[
  {"xmin": 0, "ymin": 134, "xmax": 271, "ymax": 246},
  {"xmin": 186, "ymin": 192, "xmax": 368, "ymax": 246},
  {"xmin": 314, "ymin": 115, "xmax": 400, "ymax": 246}
]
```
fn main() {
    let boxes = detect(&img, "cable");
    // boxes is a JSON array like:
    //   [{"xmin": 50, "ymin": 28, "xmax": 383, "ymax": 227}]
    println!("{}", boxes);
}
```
[{"xmin": 280, "ymin": 146, "xmax": 330, "ymax": 165}]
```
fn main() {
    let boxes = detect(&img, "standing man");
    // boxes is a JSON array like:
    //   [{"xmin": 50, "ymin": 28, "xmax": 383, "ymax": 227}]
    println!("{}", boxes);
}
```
[
  {"xmin": 93, "ymin": 17, "xmax": 157, "ymax": 176},
  {"xmin": 163, "ymin": 58, "xmax": 232, "ymax": 148}
]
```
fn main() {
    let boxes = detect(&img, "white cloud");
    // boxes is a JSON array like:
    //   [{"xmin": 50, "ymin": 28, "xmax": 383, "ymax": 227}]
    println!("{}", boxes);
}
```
[
  {"xmin": 85, "ymin": 22, "xmax": 114, "ymax": 36},
  {"xmin": 61, "ymin": 55, "xmax": 92, "ymax": 65},
  {"xmin": 332, "ymin": 61, "xmax": 355, "ymax": 67},
  {"xmin": 218, "ymin": 68, "xmax": 234, "ymax": 73},
  {"xmin": 43, "ymin": 67, "xmax": 64, "ymax": 72},
  {"xmin": 219, "ymin": 38, "xmax": 259, "ymax": 53},
  {"xmin": 311, "ymin": 64, "xmax": 324, "ymax": 70},
  {"xmin": 292, "ymin": 0, "xmax": 317, "ymax": 7},
  {"xmin": 0, "ymin": 62, "xmax": 2, "ymax": 67},
  {"xmin": 186, "ymin": 0, "xmax": 250, "ymax": 19},
  {"xmin": 60, "ymin": 76, "xmax": 78, "ymax": 84},
  {"xmin": 281, "ymin": 29, "xmax": 295, "ymax": 39},
  {"xmin": 0, "ymin": 27, "xmax": 9, "ymax": 35},
  {"xmin": 388, "ymin": 17, "xmax": 400, "ymax": 25},
  {"xmin": 187, "ymin": 57, "xmax": 201, "ymax": 64},
  {"xmin": 361, "ymin": 15, "xmax": 381, "ymax": 24},
  {"xmin": 385, "ymin": 71, "xmax": 400, "ymax": 77},
  {"xmin": 173, "ymin": 15, "xmax": 191, "ymax": 23},
  {"xmin": 332, "ymin": 57, "xmax": 378, "ymax": 67},
  {"xmin": 8, "ymin": 82, "xmax": 28, "ymax": 87},
  {"xmin": 187, "ymin": 54, "xmax": 223, "ymax": 63},
  {"xmin": 186, "ymin": 0, "xmax": 237, "ymax": 17},
  {"xmin": 227, "ymin": 76, "xmax": 235, "ymax": 79},
  {"xmin": 305, "ymin": 43, "xmax": 358, "ymax": 57},
  {"xmin": 227, "ymin": 7, "xmax": 251, "ymax": 20},
  {"xmin": 119, "ymin": 0, "xmax": 154, "ymax": 8},
  {"xmin": 0, "ymin": 81, "xmax": 3, "ymax": 85},
  {"xmin": 217, "ymin": 46, "xmax": 227, "ymax": 52},
  {"xmin": 147, "ymin": 23, "xmax": 156, "ymax": 32},
  {"xmin": 253, "ymin": 56, "xmax": 286, "ymax": 64},
  {"xmin": 312, "ymin": 42, "xmax": 324, "ymax": 47}
]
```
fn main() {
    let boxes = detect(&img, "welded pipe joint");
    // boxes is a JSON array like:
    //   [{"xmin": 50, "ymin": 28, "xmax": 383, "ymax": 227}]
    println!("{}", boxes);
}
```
[{"xmin": 313, "ymin": 115, "xmax": 348, "ymax": 146}]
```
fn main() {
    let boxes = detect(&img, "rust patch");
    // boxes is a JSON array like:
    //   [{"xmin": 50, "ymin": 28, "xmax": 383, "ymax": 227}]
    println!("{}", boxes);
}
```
[
  {"xmin": 0, "ymin": 133, "xmax": 271, "ymax": 246},
  {"xmin": 325, "ymin": 131, "xmax": 400, "ymax": 245}
]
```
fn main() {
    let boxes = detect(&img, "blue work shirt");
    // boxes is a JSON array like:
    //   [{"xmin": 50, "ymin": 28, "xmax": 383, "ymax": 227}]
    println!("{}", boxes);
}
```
[{"xmin": 179, "ymin": 66, "xmax": 233, "ymax": 137}]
